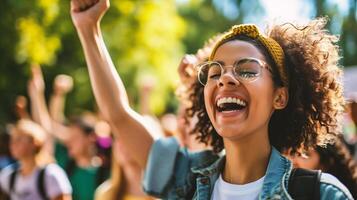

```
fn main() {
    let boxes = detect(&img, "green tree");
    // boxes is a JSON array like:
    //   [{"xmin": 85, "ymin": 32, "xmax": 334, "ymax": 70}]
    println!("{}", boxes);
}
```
[
  {"xmin": 340, "ymin": 0, "xmax": 357, "ymax": 66},
  {"xmin": 0, "ymin": 0, "xmax": 186, "ymax": 124},
  {"xmin": 311, "ymin": 0, "xmax": 357, "ymax": 66},
  {"xmin": 177, "ymin": 0, "xmax": 264, "ymax": 54}
]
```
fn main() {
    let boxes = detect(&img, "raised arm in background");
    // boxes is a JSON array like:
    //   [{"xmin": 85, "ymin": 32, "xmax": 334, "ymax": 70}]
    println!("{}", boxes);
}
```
[
  {"xmin": 15, "ymin": 95, "xmax": 30, "ymax": 120},
  {"xmin": 70, "ymin": 0, "xmax": 153, "ymax": 168},
  {"xmin": 49, "ymin": 74, "xmax": 73, "ymax": 123},
  {"xmin": 28, "ymin": 66, "xmax": 71, "ymax": 143}
]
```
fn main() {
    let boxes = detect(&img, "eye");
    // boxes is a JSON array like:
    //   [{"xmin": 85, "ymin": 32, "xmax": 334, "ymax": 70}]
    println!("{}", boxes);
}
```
[
  {"xmin": 207, "ymin": 63, "xmax": 222, "ymax": 80},
  {"xmin": 238, "ymin": 71, "xmax": 259, "ymax": 79},
  {"xmin": 235, "ymin": 59, "xmax": 260, "ymax": 80}
]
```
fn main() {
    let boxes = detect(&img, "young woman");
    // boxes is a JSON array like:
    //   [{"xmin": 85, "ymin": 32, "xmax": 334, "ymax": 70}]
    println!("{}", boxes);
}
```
[
  {"xmin": 70, "ymin": 0, "xmax": 353, "ymax": 199},
  {"xmin": 0, "ymin": 119, "xmax": 72, "ymax": 200}
]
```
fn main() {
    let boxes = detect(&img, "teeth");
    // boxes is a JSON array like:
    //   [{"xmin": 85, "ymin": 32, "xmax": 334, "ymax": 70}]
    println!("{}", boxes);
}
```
[{"xmin": 217, "ymin": 97, "xmax": 247, "ymax": 107}]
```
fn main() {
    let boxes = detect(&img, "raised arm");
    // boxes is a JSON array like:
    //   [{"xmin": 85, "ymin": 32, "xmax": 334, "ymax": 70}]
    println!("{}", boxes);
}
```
[
  {"xmin": 49, "ymin": 74, "xmax": 73, "ymax": 123},
  {"xmin": 28, "ymin": 66, "xmax": 71, "ymax": 143},
  {"xmin": 70, "ymin": 0, "xmax": 153, "ymax": 168},
  {"xmin": 15, "ymin": 95, "xmax": 30, "ymax": 120}
]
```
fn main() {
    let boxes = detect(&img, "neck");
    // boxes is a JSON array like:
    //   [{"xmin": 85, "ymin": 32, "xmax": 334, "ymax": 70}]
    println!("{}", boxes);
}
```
[
  {"xmin": 19, "ymin": 157, "xmax": 37, "ymax": 176},
  {"xmin": 75, "ymin": 154, "xmax": 92, "ymax": 168},
  {"xmin": 223, "ymin": 129, "xmax": 271, "ymax": 184}
]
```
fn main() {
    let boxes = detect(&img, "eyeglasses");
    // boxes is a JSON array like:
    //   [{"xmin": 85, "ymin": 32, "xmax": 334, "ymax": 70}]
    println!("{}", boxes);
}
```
[{"xmin": 197, "ymin": 57, "xmax": 272, "ymax": 86}]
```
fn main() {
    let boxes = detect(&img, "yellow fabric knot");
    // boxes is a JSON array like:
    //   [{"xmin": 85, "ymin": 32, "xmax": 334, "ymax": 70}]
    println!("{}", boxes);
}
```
[
  {"xmin": 209, "ymin": 24, "xmax": 288, "ymax": 87},
  {"xmin": 231, "ymin": 24, "xmax": 260, "ymax": 38}
]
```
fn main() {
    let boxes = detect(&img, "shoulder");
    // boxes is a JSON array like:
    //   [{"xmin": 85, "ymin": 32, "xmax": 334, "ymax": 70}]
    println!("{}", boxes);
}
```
[
  {"xmin": 320, "ymin": 173, "xmax": 353, "ymax": 200},
  {"xmin": 0, "ymin": 165, "xmax": 17, "ymax": 192},
  {"xmin": 43, "ymin": 163, "xmax": 72, "ymax": 197},
  {"xmin": 146, "ymin": 137, "xmax": 217, "ymax": 168},
  {"xmin": 0, "ymin": 165, "xmax": 16, "ymax": 179},
  {"xmin": 143, "ymin": 137, "xmax": 218, "ymax": 198},
  {"xmin": 44, "ymin": 163, "xmax": 68, "ymax": 178}
]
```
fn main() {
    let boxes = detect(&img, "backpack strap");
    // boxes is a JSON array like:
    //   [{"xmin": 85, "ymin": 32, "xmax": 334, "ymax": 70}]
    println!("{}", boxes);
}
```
[
  {"xmin": 64, "ymin": 159, "xmax": 76, "ymax": 177},
  {"xmin": 288, "ymin": 168, "xmax": 321, "ymax": 200},
  {"xmin": 9, "ymin": 168, "xmax": 18, "ymax": 194},
  {"xmin": 37, "ymin": 166, "xmax": 49, "ymax": 200}
]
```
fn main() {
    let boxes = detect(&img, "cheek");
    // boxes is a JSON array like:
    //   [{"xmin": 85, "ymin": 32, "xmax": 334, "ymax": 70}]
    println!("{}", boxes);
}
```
[
  {"xmin": 11, "ymin": 142, "xmax": 34, "ymax": 156},
  {"xmin": 247, "ymin": 80, "xmax": 275, "ymax": 115}
]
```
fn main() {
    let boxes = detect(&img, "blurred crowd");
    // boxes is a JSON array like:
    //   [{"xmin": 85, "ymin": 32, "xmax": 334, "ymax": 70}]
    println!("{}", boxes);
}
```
[{"xmin": 0, "ymin": 36, "xmax": 214, "ymax": 200}]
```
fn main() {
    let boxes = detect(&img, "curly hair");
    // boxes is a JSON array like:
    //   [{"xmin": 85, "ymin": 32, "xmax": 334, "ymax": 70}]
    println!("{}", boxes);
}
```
[
  {"xmin": 186, "ymin": 18, "xmax": 345, "ymax": 153},
  {"xmin": 315, "ymin": 137, "xmax": 357, "ymax": 198}
]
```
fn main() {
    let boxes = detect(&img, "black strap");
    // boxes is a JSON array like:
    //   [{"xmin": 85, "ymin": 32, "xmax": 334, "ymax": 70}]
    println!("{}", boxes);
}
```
[
  {"xmin": 8, "ymin": 168, "xmax": 18, "ymax": 194},
  {"xmin": 8, "ymin": 166, "xmax": 48, "ymax": 200},
  {"xmin": 288, "ymin": 168, "xmax": 321, "ymax": 200},
  {"xmin": 64, "ymin": 159, "xmax": 76, "ymax": 177},
  {"xmin": 37, "ymin": 166, "xmax": 49, "ymax": 200}
]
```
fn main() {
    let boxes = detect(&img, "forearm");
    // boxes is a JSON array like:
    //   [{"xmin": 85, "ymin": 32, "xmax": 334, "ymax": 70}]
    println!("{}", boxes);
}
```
[
  {"xmin": 29, "ymin": 91, "xmax": 69, "ymax": 142},
  {"xmin": 30, "ymin": 97, "xmax": 41, "ymax": 123},
  {"xmin": 29, "ymin": 92, "xmax": 52, "ymax": 134},
  {"xmin": 49, "ymin": 93, "xmax": 66, "ymax": 123},
  {"xmin": 75, "ymin": 24, "xmax": 154, "ymax": 167},
  {"xmin": 76, "ymin": 25, "xmax": 130, "ymax": 121}
]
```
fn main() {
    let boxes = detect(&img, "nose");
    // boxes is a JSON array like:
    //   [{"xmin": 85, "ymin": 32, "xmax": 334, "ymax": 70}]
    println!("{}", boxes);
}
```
[{"xmin": 218, "ymin": 69, "xmax": 240, "ymax": 87}]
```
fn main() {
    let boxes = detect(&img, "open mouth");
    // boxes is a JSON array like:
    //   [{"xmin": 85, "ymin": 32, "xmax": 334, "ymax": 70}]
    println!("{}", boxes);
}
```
[{"xmin": 216, "ymin": 97, "xmax": 247, "ymax": 112}]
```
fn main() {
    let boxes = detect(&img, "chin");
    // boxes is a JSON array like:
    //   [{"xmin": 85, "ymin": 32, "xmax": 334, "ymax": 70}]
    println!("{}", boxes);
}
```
[{"xmin": 215, "ymin": 126, "xmax": 247, "ymax": 140}]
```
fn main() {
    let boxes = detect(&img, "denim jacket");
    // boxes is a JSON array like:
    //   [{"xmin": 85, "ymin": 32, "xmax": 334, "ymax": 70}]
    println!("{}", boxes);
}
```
[{"xmin": 143, "ymin": 137, "xmax": 353, "ymax": 200}]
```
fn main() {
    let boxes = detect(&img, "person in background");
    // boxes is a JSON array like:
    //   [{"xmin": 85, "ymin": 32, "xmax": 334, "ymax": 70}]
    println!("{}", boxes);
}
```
[
  {"xmin": 175, "ymin": 34, "xmax": 222, "ymax": 151},
  {"xmin": 0, "ymin": 95, "xmax": 29, "ymax": 200},
  {"xmin": 0, "ymin": 126, "xmax": 15, "ymax": 171},
  {"xmin": 289, "ymin": 136, "xmax": 357, "ymax": 199},
  {"xmin": 0, "ymin": 119, "xmax": 72, "ymax": 200},
  {"xmin": 344, "ymin": 95, "xmax": 357, "ymax": 159},
  {"xmin": 94, "ymin": 137, "xmax": 154, "ymax": 200},
  {"xmin": 95, "ymin": 74, "xmax": 161, "ymax": 200},
  {"xmin": 28, "ymin": 66, "xmax": 110, "ymax": 200}
]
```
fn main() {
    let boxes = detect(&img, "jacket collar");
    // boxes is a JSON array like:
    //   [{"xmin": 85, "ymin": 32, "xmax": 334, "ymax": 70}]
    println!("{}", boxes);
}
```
[{"xmin": 191, "ymin": 147, "xmax": 292, "ymax": 199}]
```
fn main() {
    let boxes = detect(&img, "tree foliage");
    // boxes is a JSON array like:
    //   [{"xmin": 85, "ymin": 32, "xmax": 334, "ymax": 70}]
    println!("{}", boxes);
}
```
[{"xmin": 0, "ymin": 0, "xmax": 356, "ymax": 124}]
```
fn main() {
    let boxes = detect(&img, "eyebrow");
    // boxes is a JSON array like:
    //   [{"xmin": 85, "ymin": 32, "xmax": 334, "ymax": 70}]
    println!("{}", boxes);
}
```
[
  {"xmin": 213, "ymin": 57, "xmax": 264, "ymax": 65},
  {"xmin": 212, "ymin": 60, "xmax": 225, "ymax": 65},
  {"xmin": 213, "ymin": 57, "xmax": 250, "ymax": 66},
  {"xmin": 212, "ymin": 58, "xmax": 246, "ymax": 65}
]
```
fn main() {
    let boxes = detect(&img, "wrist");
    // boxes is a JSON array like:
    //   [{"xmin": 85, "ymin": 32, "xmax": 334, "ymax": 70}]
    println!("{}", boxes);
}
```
[
  {"xmin": 53, "ymin": 91, "xmax": 66, "ymax": 97},
  {"xmin": 75, "ymin": 22, "xmax": 101, "ymax": 37}
]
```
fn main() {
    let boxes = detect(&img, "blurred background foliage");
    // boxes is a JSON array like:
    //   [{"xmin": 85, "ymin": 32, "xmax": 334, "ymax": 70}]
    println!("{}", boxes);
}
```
[{"xmin": 0, "ymin": 0, "xmax": 356, "ymax": 123}]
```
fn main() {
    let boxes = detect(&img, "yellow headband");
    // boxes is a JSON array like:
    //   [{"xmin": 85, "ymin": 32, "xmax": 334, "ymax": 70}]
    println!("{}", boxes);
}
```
[{"xmin": 209, "ymin": 24, "xmax": 288, "ymax": 86}]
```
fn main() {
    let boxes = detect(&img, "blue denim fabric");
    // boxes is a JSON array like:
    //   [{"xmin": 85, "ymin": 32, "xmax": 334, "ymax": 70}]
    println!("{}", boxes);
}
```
[{"xmin": 143, "ymin": 137, "xmax": 353, "ymax": 200}]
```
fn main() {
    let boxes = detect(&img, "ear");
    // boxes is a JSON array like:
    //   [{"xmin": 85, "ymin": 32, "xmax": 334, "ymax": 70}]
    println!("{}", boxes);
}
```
[
  {"xmin": 33, "ymin": 141, "xmax": 43, "ymax": 154},
  {"xmin": 273, "ymin": 87, "xmax": 288, "ymax": 110}
]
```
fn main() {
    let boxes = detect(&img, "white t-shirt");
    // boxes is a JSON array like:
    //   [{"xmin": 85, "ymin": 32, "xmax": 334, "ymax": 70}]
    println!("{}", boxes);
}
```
[
  {"xmin": 0, "ymin": 163, "xmax": 72, "ymax": 200},
  {"xmin": 211, "ymin": 174, "xmax": 265, "ymax": 200}
]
